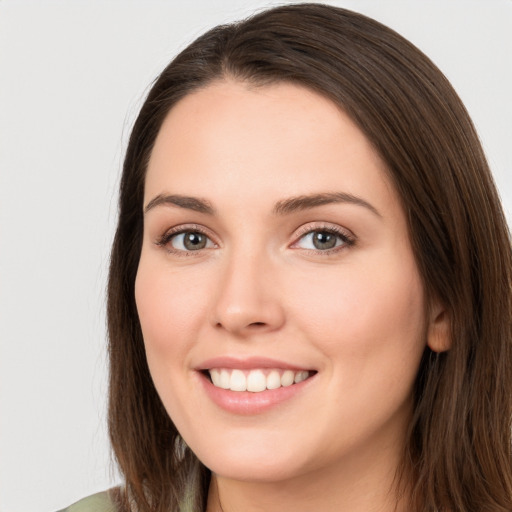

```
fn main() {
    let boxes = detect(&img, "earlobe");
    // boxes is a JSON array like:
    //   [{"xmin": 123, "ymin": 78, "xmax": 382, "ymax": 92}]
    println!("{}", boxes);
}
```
[{"xmin": 426, "ymin": 303, "xmax": 451, "ymax": 353}]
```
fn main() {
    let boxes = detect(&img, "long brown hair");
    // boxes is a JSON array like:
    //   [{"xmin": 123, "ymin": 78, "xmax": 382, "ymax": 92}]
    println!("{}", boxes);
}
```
[{"xmin": 107, "ymin": 4, "xmax": 512, "ymax": 511}]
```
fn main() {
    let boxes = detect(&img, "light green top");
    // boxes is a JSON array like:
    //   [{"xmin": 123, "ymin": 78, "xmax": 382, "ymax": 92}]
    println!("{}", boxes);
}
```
[
  {"xmin": 57, "ymin": 491, "xmax": 116, "ymax": 512},
  {"xmin": 57, "ymin": 488, "xmax": 195, "ymax": 512}
]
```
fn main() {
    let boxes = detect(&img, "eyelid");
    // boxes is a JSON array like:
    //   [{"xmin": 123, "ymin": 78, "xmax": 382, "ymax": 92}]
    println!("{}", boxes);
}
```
[
  {"xmin": 290, "ymin": 222, "xmax": 356, "ymax": 251},
  {"xmin": 153, "ymin": 222, "xmax": 355, "ymax": 255},
  {"xmin": 155, "ymin": 223, "xmax": 219, "ymax": 253}
]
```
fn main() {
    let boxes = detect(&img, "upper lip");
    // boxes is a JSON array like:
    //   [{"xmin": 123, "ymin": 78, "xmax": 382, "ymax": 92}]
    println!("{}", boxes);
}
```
[{"xmin": 196, "ymin": 356, "xmax": 313, "ymax": 371}]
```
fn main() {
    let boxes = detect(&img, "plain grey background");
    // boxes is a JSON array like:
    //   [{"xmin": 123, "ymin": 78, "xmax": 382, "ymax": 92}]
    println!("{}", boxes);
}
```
[{"xmin": 0, "ymin": 1, "xmax": 511, "ymax": 511}]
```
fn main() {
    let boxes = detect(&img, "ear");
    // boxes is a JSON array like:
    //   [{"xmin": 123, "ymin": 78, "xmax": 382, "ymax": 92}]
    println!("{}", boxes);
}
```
[{"xmin": 426, "ymin": 301, "xmax": 451, "ymax": 352}]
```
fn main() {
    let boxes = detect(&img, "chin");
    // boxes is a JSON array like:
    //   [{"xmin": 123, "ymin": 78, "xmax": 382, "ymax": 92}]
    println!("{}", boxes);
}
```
[
  {"xmin": 204, "ymin": 456, "xmax": 308, "ymax": 483},
  {"xmin": 189, "ymin": 434, "xmax": 313, "ymax": 483}
]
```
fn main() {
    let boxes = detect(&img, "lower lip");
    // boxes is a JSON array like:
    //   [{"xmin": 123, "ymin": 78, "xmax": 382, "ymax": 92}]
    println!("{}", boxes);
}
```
[{"xmin": 198, "ymin": 372, "xmax": 315, "ymax": 415}]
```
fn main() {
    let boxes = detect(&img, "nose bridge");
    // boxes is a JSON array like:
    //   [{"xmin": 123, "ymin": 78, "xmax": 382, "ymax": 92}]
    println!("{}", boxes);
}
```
[{"xmin": 211, "ymin": 241, "xmax": 284, "ymax": 335}]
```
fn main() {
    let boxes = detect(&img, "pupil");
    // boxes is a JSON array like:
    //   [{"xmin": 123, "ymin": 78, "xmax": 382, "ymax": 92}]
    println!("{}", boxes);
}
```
[
  {"xmin": 184, "ymin": 232, "xmax": 206, "ymax": 250},
  {"xmin": 313, "ymin": 231, "xmax": 336, "ymax": 250}
]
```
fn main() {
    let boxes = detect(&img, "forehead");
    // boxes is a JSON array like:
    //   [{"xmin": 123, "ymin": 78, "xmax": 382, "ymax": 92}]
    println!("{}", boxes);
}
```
[{"xmin": 145, "ymin": 80, "xmax": 397, "ymax": 215}]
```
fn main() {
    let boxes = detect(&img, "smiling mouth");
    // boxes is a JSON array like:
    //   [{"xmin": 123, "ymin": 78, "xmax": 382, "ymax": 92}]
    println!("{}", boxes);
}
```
[{"xmin": 205, "ymin": 368, "xmax": 315, "ymax": 393}]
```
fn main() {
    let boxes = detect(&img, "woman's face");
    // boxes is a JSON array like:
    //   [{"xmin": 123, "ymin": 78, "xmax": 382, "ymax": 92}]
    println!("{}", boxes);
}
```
[{"xmin": 136, "ymin": 81, "xmax": 440, "ymax": 484}]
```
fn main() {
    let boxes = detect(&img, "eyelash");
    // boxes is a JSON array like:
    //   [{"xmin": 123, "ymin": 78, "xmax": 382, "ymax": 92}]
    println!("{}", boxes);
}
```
[
  {"xmin": 291, "ymin": 223, "xmax": 355, "ymax": 255},
  {"xmin": 155, "ymin": 223, "xmax": 355, "ymax": 256},
  {"xmin": 155, "ymin": 224, "xmax": 217, "ymax": 256}
]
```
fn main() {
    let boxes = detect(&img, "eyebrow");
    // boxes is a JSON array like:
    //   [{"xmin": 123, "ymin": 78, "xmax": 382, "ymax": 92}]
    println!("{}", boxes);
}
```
[
  {"xmin": 273, "ymin": 192, "xmax": 381, "ymax": 217},
  {"xmin": 143, "ymin": 191, "xmax": 381, "ymax": 217},
  {"xmin": 144, "ymin": 194, "xmax": 215, "ymax": 215}
]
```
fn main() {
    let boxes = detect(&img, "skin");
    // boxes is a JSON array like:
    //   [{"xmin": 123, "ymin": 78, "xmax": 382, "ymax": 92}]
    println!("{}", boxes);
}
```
[{"xmin": 135, "ymin": 80, "xmax": 448, "ymax": 512}]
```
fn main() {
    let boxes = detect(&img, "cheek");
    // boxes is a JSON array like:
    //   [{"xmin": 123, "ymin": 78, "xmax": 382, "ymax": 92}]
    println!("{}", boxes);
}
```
[
  {"xmin": 285, "ymin": 255, "xmax": 426, "ymax": 445},
  {"xmin": 134, "ymin": 257, "xmax": 209, "ymax": 366},
  {"xmin": 134, "ymin": 257, "xmax": 214, "ymax": 427},
  {"xmin": 291, "ymin": 254, "xmax": 426, "ymax": 379}
]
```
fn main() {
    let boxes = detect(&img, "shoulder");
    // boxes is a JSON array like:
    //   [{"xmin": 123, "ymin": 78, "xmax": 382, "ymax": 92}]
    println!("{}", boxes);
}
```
[{"xmin": 56, "ymin": 490, "xmax": 118, "ymax": 512}]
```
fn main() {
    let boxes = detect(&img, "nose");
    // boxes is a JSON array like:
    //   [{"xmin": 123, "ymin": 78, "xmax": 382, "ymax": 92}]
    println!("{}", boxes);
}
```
[{"xmin": 210, "ymin": 249, "xmax": 285, "ymax": 336}]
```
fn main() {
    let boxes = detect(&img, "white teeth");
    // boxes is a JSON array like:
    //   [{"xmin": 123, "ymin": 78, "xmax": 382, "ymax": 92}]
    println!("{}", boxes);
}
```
[
  {"xmin": 281, "ymin": 370, "xmax": 295, "ymax": 387},
  {"xmin": 266, "ymin": 370, "xmax": 281, "ymax": 390},
  {"xmin": 207, "ymin": 368, "xmax": 312, "ymax": 392},
  {"xmin": 210, "ymin": 369, "xmax": 221, "ymax": 387},
  {"xmin": 294, "ymin": 370, "xmax": 309, "ymax": 383},
  {"xmin": 219, "ymin": 369, "xmax": 230, "ymax": 389},
  {"xmin": 230, "ymin": 369, "xmax": 247, "ymax": 391},
  {"xmin": 247, "ymin": 370, "xmax": 267, "ymax": 392}
]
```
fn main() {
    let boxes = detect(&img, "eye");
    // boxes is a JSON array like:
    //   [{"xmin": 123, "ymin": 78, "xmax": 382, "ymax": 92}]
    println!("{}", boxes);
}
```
[
  {"xmin": 171, "ymin": 231, "xmax": 213, "ymax": 251},
  {"xmin": 156, "ymin": 227, "xmax": 216, "ymax": 254},
  {"xmin": 292, "ymin": 226, "xmax": 354, "ymax": 252}
]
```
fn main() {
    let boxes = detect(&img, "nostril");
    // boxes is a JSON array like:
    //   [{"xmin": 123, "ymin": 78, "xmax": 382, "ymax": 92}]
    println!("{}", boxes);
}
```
[{"xmin": 214, "ymin": 320, "xmax": 268, "ymax": 332}]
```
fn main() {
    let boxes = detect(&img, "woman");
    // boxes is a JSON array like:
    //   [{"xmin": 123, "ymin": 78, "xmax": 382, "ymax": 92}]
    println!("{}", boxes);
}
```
[{"xmin": 62, "ymin": 3, "xmax": 512, "ymax": 511}]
